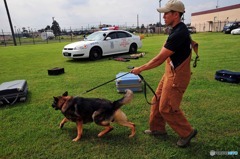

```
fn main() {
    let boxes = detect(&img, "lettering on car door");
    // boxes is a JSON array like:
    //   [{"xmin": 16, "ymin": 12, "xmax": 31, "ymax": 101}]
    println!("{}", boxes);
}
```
[{"xmin": 117, "ymin": 32, "xmax": 131, "ymax": 52}]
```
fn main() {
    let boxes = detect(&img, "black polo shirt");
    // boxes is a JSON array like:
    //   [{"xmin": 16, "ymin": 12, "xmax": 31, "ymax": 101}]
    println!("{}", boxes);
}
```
[{"xmin": 164, "ymin": 22, "xmax": 191, "ymax": 69}]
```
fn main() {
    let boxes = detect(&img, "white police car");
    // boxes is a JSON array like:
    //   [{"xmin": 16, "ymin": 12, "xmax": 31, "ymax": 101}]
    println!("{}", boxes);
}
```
[
  {"xmin": 62, "ymin": 30, "xmax": 142, "ymax": 60},
  {"xmin": 231, "ymin": 27, "xmax": 240, "ymax": 35}
]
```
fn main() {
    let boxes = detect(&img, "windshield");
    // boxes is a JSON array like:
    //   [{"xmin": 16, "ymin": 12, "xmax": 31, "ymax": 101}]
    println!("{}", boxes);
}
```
[
  {"xmin": 85, "ymin": 32, "xmax": 105, "ymax": 41},
  {"xmin": 225, "ymin": 23, "xmax": 233, "ymax": 27}
]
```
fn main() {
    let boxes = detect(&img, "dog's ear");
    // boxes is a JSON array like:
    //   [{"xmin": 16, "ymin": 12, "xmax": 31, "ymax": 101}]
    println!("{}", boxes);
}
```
[
  {"xmin": 62, "ymin": 91, "xmax": 68, "ymax": 96},
  {"xmin": 53, "ymin": 96, "xmax": 58, "ymax": 101}
]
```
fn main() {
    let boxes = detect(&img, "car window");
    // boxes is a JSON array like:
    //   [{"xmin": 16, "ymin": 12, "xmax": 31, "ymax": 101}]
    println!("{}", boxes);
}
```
[
  {"xmin": 85, "ymin": 32, "xmax": 104, "ymax": 41},
  {"xmin": 117, "ymin": 32, "xmax": 132, "ymax": 38},
  {"xmin": 225, "ymin": 23, "xmax": 233, "ymax": 27},
  {"xmin": 107, "ymin": 32, "xmax": 117, "ymax": 39}
]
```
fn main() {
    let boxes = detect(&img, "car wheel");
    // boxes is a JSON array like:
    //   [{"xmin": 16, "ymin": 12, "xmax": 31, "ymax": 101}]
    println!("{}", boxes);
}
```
[
  {"xmin": 89, "ymin": 47, "xmax": 102, "ymax": 60},
  {"xmin": 224, "ymin": 31, "xmax": 229, "ymax": 34},
  {"xmin": 129, "ymin": 43, "xmax": 137, "ymax": 53}
]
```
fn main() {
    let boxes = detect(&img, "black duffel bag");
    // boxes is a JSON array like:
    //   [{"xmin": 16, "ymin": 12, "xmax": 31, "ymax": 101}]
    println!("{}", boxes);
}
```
[
  {"xmin": 0, "ymin": 80, "xmax": 28, "ymax": 105},
  {"xmin": 215, "ymin": 70, "xmax": 240, "ymax": 84}
]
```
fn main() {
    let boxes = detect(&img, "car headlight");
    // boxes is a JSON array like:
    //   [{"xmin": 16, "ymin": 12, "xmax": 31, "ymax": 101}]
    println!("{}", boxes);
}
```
[{"xmin": 80, "ymin": 45, "xmax": 88, "ymax": 49}]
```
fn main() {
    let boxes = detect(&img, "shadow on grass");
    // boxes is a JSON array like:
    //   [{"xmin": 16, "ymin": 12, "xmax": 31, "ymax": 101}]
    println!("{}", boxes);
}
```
[
  {"xmin": 52, "ymin": 123, "xmax": 210, "ymax": 158},
  {"xmin": 64, "ymin": 52, "xmax": 145, "ymax": 64}
]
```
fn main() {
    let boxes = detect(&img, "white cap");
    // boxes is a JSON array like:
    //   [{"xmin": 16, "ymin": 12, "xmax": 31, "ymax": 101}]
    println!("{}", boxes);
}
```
[{"xmin": 157, "ymin": 0, "xmax": 185, "ymax": 13}]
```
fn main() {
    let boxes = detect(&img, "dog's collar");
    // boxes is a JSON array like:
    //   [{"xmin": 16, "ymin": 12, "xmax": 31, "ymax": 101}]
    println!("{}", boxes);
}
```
[
  {"xmin": 61, "ymin": 96, "xmax": 73, "ymax": 113},
  {"xmin": 59, "ymin": 101, "xmax": 66, "ymax": 110}
]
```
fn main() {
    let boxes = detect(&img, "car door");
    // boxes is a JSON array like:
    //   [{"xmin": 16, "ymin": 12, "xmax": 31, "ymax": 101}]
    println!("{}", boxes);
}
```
[
  {"xmin": 117, "ymin": 31, "xmax": 132, "ymax": 53},
  {"xmin": 101, "ymin": 32, "xmax": 120, "ymax": 55}
]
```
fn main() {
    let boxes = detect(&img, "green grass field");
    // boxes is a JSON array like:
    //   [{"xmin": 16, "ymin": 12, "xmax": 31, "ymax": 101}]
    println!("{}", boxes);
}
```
[{"xmin": 0, "ymin": 33, "xmax": 239, "ymax": 159}]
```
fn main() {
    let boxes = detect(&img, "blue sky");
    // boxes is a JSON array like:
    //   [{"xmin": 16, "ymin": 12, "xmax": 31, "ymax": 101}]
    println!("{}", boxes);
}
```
[{"xmin": 0, "ymin": 0, "xmax": 239, "ymax": 32}]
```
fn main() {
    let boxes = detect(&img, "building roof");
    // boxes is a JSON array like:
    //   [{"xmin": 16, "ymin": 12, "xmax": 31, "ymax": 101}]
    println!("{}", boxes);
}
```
[{"xmin": 191, "ymin": 4, "xmax": 240, "ymax": 16}]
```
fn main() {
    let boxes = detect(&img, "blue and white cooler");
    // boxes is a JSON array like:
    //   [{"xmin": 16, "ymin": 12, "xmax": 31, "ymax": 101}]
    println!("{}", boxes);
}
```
[{"xmin": 115, "ymin": 72, "xmax": 142, "ymax": 93}]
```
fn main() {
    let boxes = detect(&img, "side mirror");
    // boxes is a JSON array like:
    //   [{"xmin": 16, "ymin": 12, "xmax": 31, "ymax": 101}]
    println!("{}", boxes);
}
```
[{"xmin": 106, "ymin": 37, "xmax": 111, "ymax": 40}]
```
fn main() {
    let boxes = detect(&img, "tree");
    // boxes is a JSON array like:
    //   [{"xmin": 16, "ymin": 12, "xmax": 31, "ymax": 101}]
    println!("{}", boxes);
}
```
[
  {"xmin": 140, "ymin": 24, "xmax": 145, "ymax": 33},
  {"xmin": 21, "ymin": 27, "xmax": 30, "ymax": 37},
  {"xmin": 51, "ymin": 20, "xmax": 61, "ymax": 36},
  {"xmin": 45, "ymin": 25, "xmax": 51, "ymax": 31}
]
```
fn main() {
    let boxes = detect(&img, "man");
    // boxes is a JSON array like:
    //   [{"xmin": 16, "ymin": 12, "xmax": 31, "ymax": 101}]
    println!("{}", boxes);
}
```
[{"xmin": 130, "ymin": 0, "xmax": 197, "ymax": 147}]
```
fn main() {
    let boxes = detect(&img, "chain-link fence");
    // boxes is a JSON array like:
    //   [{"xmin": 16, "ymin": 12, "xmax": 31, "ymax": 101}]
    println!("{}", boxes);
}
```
[
  {"xmin": 0, "ymin": 30, "xmax": 86, "ymax": 46},
  {"xmin": 1, "ymin": 26, "xmax": 166, "ymax": 47}
]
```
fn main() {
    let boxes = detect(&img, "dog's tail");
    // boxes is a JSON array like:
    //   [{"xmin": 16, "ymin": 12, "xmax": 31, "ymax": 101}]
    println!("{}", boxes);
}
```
[{"xmin": 113, "ymin": 89, "xmax": 133, "ymax": 110}]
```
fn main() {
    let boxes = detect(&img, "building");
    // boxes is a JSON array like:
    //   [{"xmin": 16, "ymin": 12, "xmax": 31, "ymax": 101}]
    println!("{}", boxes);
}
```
[{"xmin": 191, "ymin": 4, "xmax": 240, "ymax": 32}]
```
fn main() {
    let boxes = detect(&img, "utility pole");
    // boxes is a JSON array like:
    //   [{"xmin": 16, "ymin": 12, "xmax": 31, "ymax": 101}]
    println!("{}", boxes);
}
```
[
  {"xmin": 159, "ymin": 0, "xmax": 162, "ymax": 33},
  {"xmin": 4, "ymin": 0, "xmax": 17, "ymax": 46},
  {"xmin": 216, "ymin": 0, "xmax": 219, "ymax": 8},
  {"xmin": 137, "ymin": 14, "xmax": 139, "ymax": 33}
]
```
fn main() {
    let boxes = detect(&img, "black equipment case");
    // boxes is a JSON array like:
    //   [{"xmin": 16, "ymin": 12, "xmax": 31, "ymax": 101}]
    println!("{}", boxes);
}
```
[
  {"xmin": 0, "ymin": 80, "xmax": 28, "ymax": 105},
  {"xmin": 48, "ymin": 67, "xmax": 64, "ymax": 75},
  {"xmin": 215, "ymin": 70, "xmax": 240, "ymax": 84}
]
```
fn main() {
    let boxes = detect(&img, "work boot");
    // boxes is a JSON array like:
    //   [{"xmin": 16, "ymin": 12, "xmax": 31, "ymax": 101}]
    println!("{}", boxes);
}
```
[
  {"xmin": 177, "ymin": 129, "xmax": 198, "ymax": 148},
  {"xmin": 143, "ymin": 130, "xmax": 167, "ymax": 136}
]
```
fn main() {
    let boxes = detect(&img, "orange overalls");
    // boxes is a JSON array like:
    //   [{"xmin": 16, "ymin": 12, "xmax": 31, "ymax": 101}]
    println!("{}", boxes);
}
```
[{"xmin": 149, "ymin": 53, "xmax": 193, "ymax": 138}]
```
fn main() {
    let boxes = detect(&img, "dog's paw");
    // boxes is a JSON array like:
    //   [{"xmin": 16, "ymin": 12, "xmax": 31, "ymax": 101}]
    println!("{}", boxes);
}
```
[
  {"xmin": 128, "ymin": 134, "xmax": 135, "ymax": 138},
  {"xmin": 128, "ymin": 128, "xmax": 136, "ymax": 138},
  {"xmin": 98, "ymin": 127, "xmax": 114, "ymax": 137},
  {"xmin": 72, "ymin": 137, "xmax": 80, "ymax": 142},
  {"xmin": 59, "ymin": 123, "xmax": 64, "ymax": 129}
]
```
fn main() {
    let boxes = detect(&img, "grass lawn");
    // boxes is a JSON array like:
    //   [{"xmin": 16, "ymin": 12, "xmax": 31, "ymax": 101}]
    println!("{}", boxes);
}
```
[{"xmin": 0, "ymin": 32, "xmax": 239, "ymax": 159}]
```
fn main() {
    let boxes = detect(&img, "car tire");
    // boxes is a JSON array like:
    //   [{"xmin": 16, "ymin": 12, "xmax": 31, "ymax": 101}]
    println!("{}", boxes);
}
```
[
  {"xmin": 224, "ymin": 31, "xmax": 230, "ymax": 34},
  {"xmin": 89, "ymin": 47, "xmax": 102, "ymax": 60},
  {"xmin": 129, "ymin": 43, "xmax": 137, "ymax": 53}
]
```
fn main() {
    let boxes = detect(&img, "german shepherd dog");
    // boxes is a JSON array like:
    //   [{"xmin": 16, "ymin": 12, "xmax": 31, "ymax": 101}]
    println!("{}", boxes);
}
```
[{"xmin": 52, "ymin": 89, "xmax": 135, "ymax": 141}]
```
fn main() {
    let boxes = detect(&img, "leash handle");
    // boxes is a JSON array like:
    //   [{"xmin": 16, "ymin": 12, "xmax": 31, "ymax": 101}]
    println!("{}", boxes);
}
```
[
  {"xmin": 82, "ymin": 72, "xmax": 130, "ymax": 94},
  {"xmin": 190, "ymin": 36, "xmax": 199, "ymax": 68},
  {"xmin": 138, "ymin": 74, "xmax": 158, "ymax": 105},
  {"xmin": 193, "ymin": 55, "xmax": 199, "ymax": 68},
  {"xmin": 128, "ymin": 66, "xmax": 158, "ymax": 105}
]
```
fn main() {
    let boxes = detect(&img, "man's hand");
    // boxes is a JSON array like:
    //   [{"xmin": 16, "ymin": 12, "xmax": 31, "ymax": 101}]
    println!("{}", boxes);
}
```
[{"xmin": 130, "ymin": 67, "xmax": 142, "ymax": 75}]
